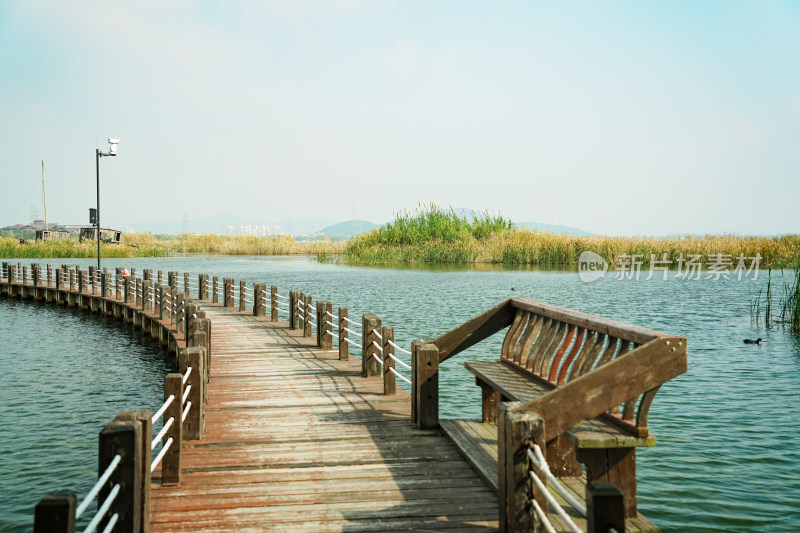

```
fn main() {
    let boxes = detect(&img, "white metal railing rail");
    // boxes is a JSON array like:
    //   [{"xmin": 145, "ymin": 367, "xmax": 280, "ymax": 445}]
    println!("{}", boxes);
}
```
[
  {"xmin": 343, "ymin": 327, "xmax": 362, "ymax": 338},
  {"xmin": 526, "ymin": 444, "xmax": 583, "ymax": 533},
  {"xmin": 75, "ymin": 454, "xmax": 122, "ymax": 533},
  {"xmin": 388, "ymin": 366, "xmax": 412, "ymax": 385},
  {"xmin": 75, "ymin": 454, "xmax": 121, "ymax": 519},
  {"xmin": 387, "ymin": 339, "xmax": 412, "ymax": 356},
  {"xmin": 150, "ymin": 393, "xmax": 176, "ymax": 473}
]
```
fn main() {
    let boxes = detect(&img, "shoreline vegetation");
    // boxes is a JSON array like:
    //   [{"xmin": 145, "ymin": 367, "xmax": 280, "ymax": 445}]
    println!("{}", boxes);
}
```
[
  {"xmin": 2, "ymin": 207, "xmax": 798, "ymax": 268},
  {"xmin": 342, "ymin": 207, "xmax": 800, "ymax": 268}
]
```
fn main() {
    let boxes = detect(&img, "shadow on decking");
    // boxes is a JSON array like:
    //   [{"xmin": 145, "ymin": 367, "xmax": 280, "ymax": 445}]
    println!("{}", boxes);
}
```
[{"xmin": 196, "ymin": 306, "xmax": 499, "ymax": 531}]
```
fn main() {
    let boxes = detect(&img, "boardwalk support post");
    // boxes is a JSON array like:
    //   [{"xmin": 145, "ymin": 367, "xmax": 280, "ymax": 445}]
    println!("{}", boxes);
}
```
[
  {"xmin": 239, "ymin": 280, "xmax": 246, "ymax": 312},
  {"xmin": 362, "ymin": 314, "xmax": 382, "ymax": 377},
  {"xmin": 412, "ymin": 342, "xmax": 438, "ymax": 428},
  {"xmin": 212, "ymin": 276, "xmax": 219, "ymax": 303}
]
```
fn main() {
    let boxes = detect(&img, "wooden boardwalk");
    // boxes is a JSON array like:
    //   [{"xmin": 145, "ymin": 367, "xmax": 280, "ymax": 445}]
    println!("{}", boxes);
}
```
[{"xmin": 150, "ymin": 304, "xmax": 499, "ymax": 532}]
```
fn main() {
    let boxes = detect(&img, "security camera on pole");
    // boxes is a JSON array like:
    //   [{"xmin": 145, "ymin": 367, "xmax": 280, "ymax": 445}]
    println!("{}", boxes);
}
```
[{"xmin": 95, "ymin": 138, "xmax": 119, "ymax": 270}]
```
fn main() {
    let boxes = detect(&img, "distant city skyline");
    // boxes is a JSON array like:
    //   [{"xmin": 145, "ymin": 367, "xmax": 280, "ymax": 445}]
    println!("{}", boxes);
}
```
[{"xmin": 1, "ymin": 2, "xmax": 798, "ymax": 236}]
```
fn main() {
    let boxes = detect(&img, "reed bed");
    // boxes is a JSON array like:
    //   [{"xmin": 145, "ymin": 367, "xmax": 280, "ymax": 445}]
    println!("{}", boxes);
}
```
[
  {"xmin": 344, "ymin": 208, "xmax": 800, "ymax": 268},
  {"xmin": 0, "ymin": 233, "xmax": 345, "ymax": 259}
]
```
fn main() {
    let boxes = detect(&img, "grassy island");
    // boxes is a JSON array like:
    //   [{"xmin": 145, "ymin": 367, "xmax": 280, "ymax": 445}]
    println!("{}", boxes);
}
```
[{"xmin": 343, "ymin": 207, "xmax": 800, "ymax": 268}]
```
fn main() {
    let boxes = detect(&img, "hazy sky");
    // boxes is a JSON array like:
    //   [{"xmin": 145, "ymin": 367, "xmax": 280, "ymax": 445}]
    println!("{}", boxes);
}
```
[{"xmin": 1, "ymin": 1, "xmax": 798, "ymax": 235}]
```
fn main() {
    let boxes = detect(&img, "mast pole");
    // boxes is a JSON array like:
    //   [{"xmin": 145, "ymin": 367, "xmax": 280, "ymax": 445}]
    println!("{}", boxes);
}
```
[{"xmin": 42, "ymin": 161, "xmax": 48, "ymax": 231}]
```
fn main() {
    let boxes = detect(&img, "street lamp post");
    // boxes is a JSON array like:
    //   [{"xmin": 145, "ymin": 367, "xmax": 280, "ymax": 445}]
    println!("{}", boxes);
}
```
[{"xmin": 96, "ymin": 138, "xmax": 119, "ymax": 271}]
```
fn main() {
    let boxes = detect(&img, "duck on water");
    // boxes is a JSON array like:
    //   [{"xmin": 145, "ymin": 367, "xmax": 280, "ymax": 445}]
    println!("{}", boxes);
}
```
[{"xmin": 743, "ymin": 338, "xmax": 763, "ymax": 344}]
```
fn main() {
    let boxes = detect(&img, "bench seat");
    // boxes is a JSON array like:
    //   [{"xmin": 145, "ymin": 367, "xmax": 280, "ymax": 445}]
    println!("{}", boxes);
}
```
[{"xmin": 465, "ymin": 360, "xmax": 656, "ymax": 448}]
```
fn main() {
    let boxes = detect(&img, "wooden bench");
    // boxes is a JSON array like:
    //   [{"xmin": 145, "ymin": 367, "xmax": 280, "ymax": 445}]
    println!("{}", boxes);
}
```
[{"xmin": 460, "ymin": 298, "xmax": 687, "ymax": 520}]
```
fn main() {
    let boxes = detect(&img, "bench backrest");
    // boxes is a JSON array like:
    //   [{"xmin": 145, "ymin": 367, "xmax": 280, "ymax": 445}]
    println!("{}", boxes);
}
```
[
  {"xmin": 501, "ymin": 299, "xmax": 682, "ymax": 437},
  {"xmin": 430, "ymin": 297, "xmax": 687, "ymax": 440}
]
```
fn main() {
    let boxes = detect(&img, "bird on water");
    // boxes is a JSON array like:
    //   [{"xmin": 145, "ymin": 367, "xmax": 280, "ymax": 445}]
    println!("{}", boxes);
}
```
[{"xmin": 743, "ymin": 338, "xmax": 762, "ymax": 344}]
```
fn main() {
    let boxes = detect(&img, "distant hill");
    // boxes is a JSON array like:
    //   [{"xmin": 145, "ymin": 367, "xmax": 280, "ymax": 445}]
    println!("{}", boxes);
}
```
[
  {"xmin": 516, "ymin": 222, "xmax": 592, "ymax": 236},
  {"xmin": 314, "ymin": 220, "xmax": 377, "ymax": 238}
]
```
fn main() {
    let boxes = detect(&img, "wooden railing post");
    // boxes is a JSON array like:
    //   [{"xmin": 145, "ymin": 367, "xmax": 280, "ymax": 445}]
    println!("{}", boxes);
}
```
[
  {"xmin": 412, "ymin": 342, "xmax": 438, "ymax": 428},
  {"xmin": 157, "ymin": 270, "xmax": 163, "ymax": 285},
  {"xmin": 239, "ymin": 280, "xmax": 246, "ymax": 312},
  {"xmin": 212, "ymin": 276, "xmax": 219, "ymax": 303},
  {"xmin": 253, "ymin": 284, "xmax": 267, "ymax": 316},
  {"xmin": 99, "ymin": 417, "xmax": 143, "ymax": 532},
  {"xmin": 143, "ymin": 269, "xmax": 153, "ymax": 282},
  {"xmin": 179, "ymin": 347, "xmax": 205, "ymax": 440},
  {"xmin": 34, "ymin": 493, "xmax": 77, "ymax": 533},
  {"xmin": 303, "ymin": 294, "xmax": 313, "ymax": 337},
  {"xmin": 383, "ymin": 326, "xmax": 395, "ymax": 395},
  {"xmin": 32, "ymin": 264, "xmax": 40, "ymax": 287},
  {"xmin": 316, "ymin": 301, "xmax": 333, "ymax": 348},
  {"xmin": 161, "ymin": 373, "xmax": 182, "ymax": 485},
  {"xmin": 338, "ymin": 308, "xmax": 349, "ymax": 360},
  {"xmin": 176, "ymin": 291, "xmax": 186, "ymax": 333},
  {"xmin": 187, "ymin": 318, "xmax": 211, "ymax": 388},
  {"xmin": 186, "ymin": 303, "xmax": 198, "ymax": 346},
  {"xmin": 113, "ymin": 410, "xmax": 152, "ymax": 533},
  {"xmin": 198, "ymin": 274, "xmax": 209, "ymax": 300},
  {"xmin": 47, "ymin": 264, "xmax": 53, "ymax": 286},
  {"xmin": 270, "ymin": 286, "xmax": 278, "ymax": 321},
  {"xmin": 168, "ymin": 271, "xmax": 177, "ymax": 289},
  {"xmin": 498, "ymin": 402, "xmax": 543, "ymax": 533},
  {"xmin": 223, "ymin": 278, "xmax": 234, "ymax": 308},
  {"xmin": 116, "ymin": 272, "xmax": 123, "ymax": 300},
  {"xmin": 587, "ymin": 482, "xmax": 625, "ymax": 533},
  {"xmin": 159, "ymin": 285, "xmax": 171, "ymax": 322},
  {"xmin": 184, "ymin": 273, "xmax": 190, "ymax": 295},
  {"xmin": 362, "ymin": 314, "xmax": 382, "ymax": 377},
  {"xmin": 142, "ymin": 280, "xmax": 153, "ymax": 312},
  {"xmin": 288, "ymin": 290, "xmax": 298, "ymax": 329},
  {"xmin": 125, "ymin": 276, "xmax": 134, "ymax": 304}
]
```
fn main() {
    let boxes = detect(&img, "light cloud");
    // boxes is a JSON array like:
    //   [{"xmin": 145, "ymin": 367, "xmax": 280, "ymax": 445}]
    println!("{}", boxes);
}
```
[
  {"xmin": 792, "ymin": 95, "xmax": 800, "ymax": 111},
  {"xmin": 384, "ymin": 40, "xmax": 422, "ymax": 76},
  {"xmin": 727, "ymin": 120, "xmax": 757, "ymax": 139}
]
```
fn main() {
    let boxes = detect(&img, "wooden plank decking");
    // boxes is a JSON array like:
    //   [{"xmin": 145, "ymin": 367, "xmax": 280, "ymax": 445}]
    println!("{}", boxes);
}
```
[{"xmin": 149, "ymin": 304, "xmax": 499, "ymax": 532}]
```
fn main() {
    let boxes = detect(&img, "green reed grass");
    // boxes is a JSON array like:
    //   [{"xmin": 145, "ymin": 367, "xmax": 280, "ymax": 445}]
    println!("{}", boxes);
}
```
[
  {"xmin": 751, "ymin": 263, "xmax": 800, "ymax": 332},
  {"xmin": 345, "ymin": 207, "xmax": 800, "ymax": 268}
]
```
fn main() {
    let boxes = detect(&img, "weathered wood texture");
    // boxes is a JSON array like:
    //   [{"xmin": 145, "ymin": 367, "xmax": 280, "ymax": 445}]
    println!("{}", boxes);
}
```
[
  {"xmin": 439, "ymin": 419, "xmax": 660, "ymax": 533},
  {"xmin": 149, "ymin": 305, "xmax": 498, "ymax": 532}
]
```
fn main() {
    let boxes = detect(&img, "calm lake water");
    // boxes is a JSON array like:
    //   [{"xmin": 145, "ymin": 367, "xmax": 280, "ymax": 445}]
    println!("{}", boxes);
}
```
[{"xmin": 1, "ymin": 256, "xmax": 799, "ymax": 532}]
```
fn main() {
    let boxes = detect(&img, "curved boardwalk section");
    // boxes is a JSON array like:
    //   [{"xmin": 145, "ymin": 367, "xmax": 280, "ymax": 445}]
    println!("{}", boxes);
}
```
[{"xmin": 149, "ymin": 304, "xmax": 499, "ymax": 532}]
